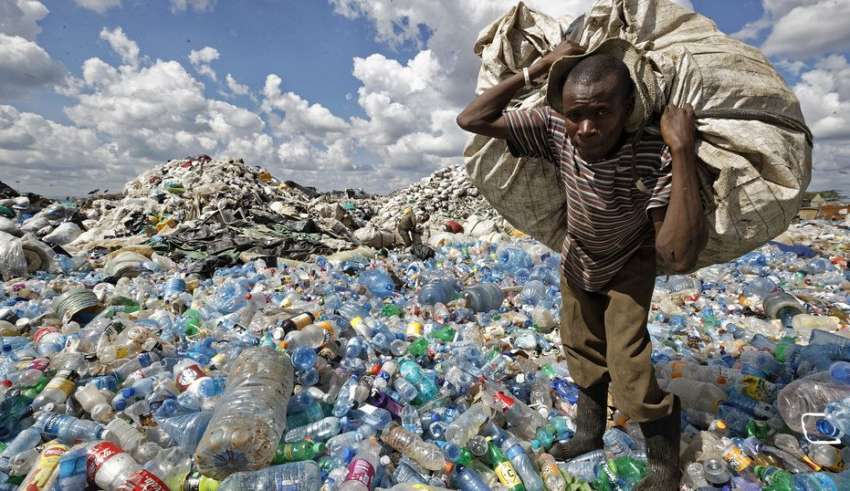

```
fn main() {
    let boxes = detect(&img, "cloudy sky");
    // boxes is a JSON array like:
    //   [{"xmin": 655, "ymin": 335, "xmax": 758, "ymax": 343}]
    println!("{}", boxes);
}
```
[{"xmin": 0, "ymin": 0, "xmax": 848, "ymax": 197}]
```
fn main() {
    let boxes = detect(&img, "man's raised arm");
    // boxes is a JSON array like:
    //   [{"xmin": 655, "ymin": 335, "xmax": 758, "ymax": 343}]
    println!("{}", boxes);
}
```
[{"xmin": 456, "ymin": 40, "xmax": 584, "ymax": 140}]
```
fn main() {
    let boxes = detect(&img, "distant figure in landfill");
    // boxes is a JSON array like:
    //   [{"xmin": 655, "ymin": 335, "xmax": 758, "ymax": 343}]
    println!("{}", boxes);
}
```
[
  {"xmin": 457, "ymin": 39, "xmax": 707, "ymax": 489},
  {"xmin": 396, "ymin": 207, "xmax": 422, "ymax": 247}
]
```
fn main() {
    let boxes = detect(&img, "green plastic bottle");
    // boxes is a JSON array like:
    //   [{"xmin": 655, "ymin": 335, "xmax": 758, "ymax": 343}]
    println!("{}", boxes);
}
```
[
  {"xmin": 381, "ymin": 304, "xmax": 403, "ymax": 318},
  {"xmin": 755, "ymin": 465, "xmax": 793, "ymax": 491},
  {"xmin": 407, "ymin": 337, "xmax": 429, "ymax": 357},
  {"xmin": 272, "ymin": 440, "xmax": 326, "ymax": 464},
  {"xmin": 184, "ymin": 308, "xmax": 203, "ymax": 336},
  {"xmin": 484, "ymin": 439, "xmax": 525, "ymax": 491},
  {"xmin": 593, "ymin": 456, "xmax": 646, "ymax": 490},
  {"xmin": 429, "ymin": 326, "xmax": 456, "ymax": 342}
]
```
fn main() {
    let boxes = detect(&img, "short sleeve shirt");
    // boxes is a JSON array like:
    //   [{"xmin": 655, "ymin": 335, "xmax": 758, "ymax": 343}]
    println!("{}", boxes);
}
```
[{"xmin": 504, "ymin": 106, "xmax": 673, "ymax": 292}]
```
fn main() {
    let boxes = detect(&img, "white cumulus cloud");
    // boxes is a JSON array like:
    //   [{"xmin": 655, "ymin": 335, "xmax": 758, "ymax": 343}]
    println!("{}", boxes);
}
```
[
  {"xmin": 74, "ymin": 0, "xmax": 121, "ymax": 14},
  {"xmin": 0, "ymin": 33, "xmax": 63, "ymax": 99},
  {"xmin": 99, "ymin": 27, "xmax": 139, "ymax": 67},
  {"xmin": 0, "ymin": 0, "xmax": 48, "ymax": 41},
  {"xmin": 188, "ymin": 46, "xmax": 219, "ymax": 80}
]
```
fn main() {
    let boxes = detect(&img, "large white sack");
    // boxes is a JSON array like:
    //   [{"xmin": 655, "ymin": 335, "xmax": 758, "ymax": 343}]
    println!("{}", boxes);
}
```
[{"xmin": 464, "ymin": 0, "xmax": 811, "ymax": 271}]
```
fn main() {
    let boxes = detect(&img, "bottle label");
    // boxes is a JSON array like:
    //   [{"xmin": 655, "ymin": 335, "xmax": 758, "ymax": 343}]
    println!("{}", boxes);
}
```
[
  {"xmin": 20, "ymin": 442, "xmax": 68, "ymax": 490},
  {"xmin": 32, "ymin": 327, "xmax": 58, "ymax": 344},
  {"xmin": 176, "ymin": 365, "xmax": 206, "ymax": 391},
  {"xmin": 45, "ymin": 377, "xmax": 75, "ymax": 397},
  {"xmin": 87, "ymin": 441, "xmax": 123, "ymax": 482},
  {"xmin": 41, "ymin": 414, "xmax": 68, "ymax": 436},
  {"xmin": 345, "ymin": 458, "xmax": 375, "ymax": 488},
  {"xmin": 494, "ymin": 461, "xmax": 522, "ymax": 488},
  {"xmin": 721, "ymin": 446, "xmax": 752, "ymax": 472},
  {"xmin": 120, "ymin": 469, "xmax": 169, "ymax": 491}
]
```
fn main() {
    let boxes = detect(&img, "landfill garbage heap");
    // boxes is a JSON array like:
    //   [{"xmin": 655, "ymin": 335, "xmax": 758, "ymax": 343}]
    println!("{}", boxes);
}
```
[{"xmin": 0, "ymin": 158, "xmax": 848, "ymax": 490}]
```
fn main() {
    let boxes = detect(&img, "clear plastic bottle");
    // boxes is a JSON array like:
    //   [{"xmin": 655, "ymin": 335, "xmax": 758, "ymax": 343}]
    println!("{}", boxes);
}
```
[
  {"xmin": 31, "ymin": 369, "xmax": 78, "ymax": 410},
  {"xmin": 558, "ymin": 449, "xmax": 605, "ymax": 483},
  {"xmin": 446, "ymin": 402, "xmax": 491, "ymax": 446},
  {"xmin": 195, "ymin": 347, "xmax": 294, "ymax": 479},
  {"xmin": 326, "ymin": 424, "xmax": 376, "ymax": 455},
  {"xmin": 463, "ymin": 284, "xmax": 504, "ymax": 313},
  {"xmin": 381, "ymin": 422, "xmax": 447, "ymax": 471},
  {"xmin": 74, "ymin": 383, "xmax": 114, "ymax": 422},
  {"xmin": 87, "ymin": 440, "xmax": 169, "ymax": 491},
  {"xmin": 490, "ymin": 390, "xmax": 546, "ymax": 440},
  {"xmin": 216, "ymin": 460, "xmax": 323, "ymax": 490},
  {"xmin": 36, "ymin": 412, "xmax": 109, "ymax": 443},
  {"xmin": 52, "ymin": 443, "xmax": 89, "ymax": 491},
  {"xmin": 283, "ymin": 323, "xmax": 329, "ymax": 350},
  {"xmin": 339, "ymin": 437, "xmax": 382, "ymax": 491},
  {"xmin": 502, "ymin": 436, "xmax": 544, "ymax": 491},
  {"xmin": 284, "ymin": 416, "xmax": 341, "ymax": 443},
  {"xmin": 536, "ymin": 453, "xmax": 566, "ymax": 491},
  {"xmin": 664, "ymin": 377, "xmax": 726, "ymax": 413},
  {"xmin": 418, "ymin": 278, "xmax": 460, "ymax": 306},
  {"xmin": 0, "ymin": 426, "xmax": 41, "ymax": 472},
  {"xmin": 452, "ymin": 465, "xmax": 491, "ymax": 491},
  {"xmin": 155, "ymin": 410, "xmax": 212, "ymax": 455},
  {"xmin": 18, "ymin": 439, "xmax": 67, "ymax": 490},
  {"xmin": 519, "ymin": 280, "xmax": 547, "ymax": 306}
]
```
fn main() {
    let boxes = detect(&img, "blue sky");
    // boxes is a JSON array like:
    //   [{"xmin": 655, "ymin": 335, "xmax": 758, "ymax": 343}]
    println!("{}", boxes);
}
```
[{"xmin": 0, "ymin": 0, "xmax": 848, "ymax": 197}]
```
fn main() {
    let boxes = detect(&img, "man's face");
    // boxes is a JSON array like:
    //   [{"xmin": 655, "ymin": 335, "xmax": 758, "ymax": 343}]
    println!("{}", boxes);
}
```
[{"xmin": 560, "ymin": 73, "xmax": 632, "ymax": 162}]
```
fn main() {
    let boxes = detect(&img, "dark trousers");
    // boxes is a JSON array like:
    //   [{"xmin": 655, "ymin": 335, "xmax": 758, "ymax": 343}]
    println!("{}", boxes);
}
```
[{"xmin": 559, "ymin": 244, "xmax": 673, "ymax": 422}]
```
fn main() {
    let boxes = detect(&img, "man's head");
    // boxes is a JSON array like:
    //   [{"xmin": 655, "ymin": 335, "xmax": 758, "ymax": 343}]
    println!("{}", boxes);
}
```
[{"xmin": 558, "ymin": 53, "xmax": 634, "ymax": 162}]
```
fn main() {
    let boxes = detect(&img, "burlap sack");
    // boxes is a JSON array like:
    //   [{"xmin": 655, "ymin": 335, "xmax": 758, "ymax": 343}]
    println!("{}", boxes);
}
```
[{"xmin": 464, "ymin": 0, "xmax": 812, "ymax": 271}]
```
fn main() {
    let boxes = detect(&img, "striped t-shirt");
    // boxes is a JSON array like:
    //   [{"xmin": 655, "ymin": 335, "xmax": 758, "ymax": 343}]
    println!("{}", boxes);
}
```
[{"xmin": 504, "ymin": 106, "xmax": 673, "ymax": 292}]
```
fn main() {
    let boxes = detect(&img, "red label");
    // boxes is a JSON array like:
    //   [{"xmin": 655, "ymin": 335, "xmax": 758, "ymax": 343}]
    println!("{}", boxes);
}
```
[
  {"xmin": 119, "ymin": 469, "xmax": 169, "ymax": 491},
  {"xmin": 345, "ymin": 458, "xmax": 375, "ymax": 488},
  {"xmin": 32, "ymin": 327, "xmax": 57, "ymax": 343},
  {"xmin": 87, "ymin": 441, "xmax": 123, "ymax": 482},
  {"xmin": 175, "ymin": 365, "xmax": 206, "ymax": 391}
]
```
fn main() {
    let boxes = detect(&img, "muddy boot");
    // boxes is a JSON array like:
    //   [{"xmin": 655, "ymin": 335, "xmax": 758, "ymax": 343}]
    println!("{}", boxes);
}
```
[
  {"xmin": 549, "ymin": 381, "xmax": 607, "ymax": 460},
  {"xmin": 634, "ymin": 396, "xmax": 682, "ymax": 490}
]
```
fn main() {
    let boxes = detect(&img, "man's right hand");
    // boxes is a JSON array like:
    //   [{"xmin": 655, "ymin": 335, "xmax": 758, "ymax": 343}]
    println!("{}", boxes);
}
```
[{"xmin": 539, "ymin": 40, "xmax": 585, "ymax": 67}]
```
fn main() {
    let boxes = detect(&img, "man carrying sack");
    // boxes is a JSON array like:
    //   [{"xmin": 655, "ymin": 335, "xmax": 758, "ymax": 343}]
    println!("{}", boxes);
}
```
[{"xmin": 457, "ymin": 38, "xmax": 708, "ymax": 489}]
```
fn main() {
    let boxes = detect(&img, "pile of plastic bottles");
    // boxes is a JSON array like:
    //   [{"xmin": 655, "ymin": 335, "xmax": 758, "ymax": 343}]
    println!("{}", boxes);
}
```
[{"xmin": 0, "ymin": 220, "xmax": 848, "ymax": 490}]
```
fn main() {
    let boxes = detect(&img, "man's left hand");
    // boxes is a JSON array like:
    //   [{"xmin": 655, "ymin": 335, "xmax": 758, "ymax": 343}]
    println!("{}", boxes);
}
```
[{"xmin": 660, "ymin": 104, "xmax": 696, "ymax": 153}]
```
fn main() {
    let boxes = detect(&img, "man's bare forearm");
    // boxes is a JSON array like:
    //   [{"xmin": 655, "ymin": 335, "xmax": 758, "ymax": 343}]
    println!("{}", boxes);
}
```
[
  {"xmin": 456, "ymin": 60, "xmax": 552, "ymax": 133},
  {"xmin": 656, "ymin": 148, "xmax": 707, "ymax": 272}
]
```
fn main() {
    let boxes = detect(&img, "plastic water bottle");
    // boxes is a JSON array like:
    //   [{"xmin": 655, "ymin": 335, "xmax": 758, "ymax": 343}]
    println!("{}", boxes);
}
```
[
  {"xmin": 603, "ymin": 428, "xmax": 639, "ymax": 458},
  {"xmin": 559, "ymin": 449, "xmax": 606, "ymax": 482},
  {"xmin": 155, "ymin": 410, "xmax": 212, "ymax": 455},
  {"xmin": 195, "ymin": 347, "xmax": 294, "ymax": 479},
  {"xmin": 284, "ymin": 416, "xmax": 341, "ymax": 443},
  {"xmin": 418, "ymin": 279, "xmax": 460, "ymax": 306},
  {"xmin": 502, "ymin": 435, "xmax": 544, "ymax": 491},
  {"xmin": 340, "ymin": 438, "xmax": 382, "ymax": 491},
  {"xmin": 381, "ymin": 422, "xmax": 446, "ymax": 471},
  {"xmin": 358, "ymin": 270, "xmax": 396, "ymax": 298},
  {"xmin": 52, "ymin": 443, "xmax": 88, "ymax": 490},
  {"xmin": 326, "ymin": 425, "xmax": 376, "ymax": 455},
  {"xmin": 453, "ymin": 464, "xmax": 491, "ymax": 491},
  {"xmin": 830, "ymin": 361, "xmax": 850, "ymax": 385},
  {"xmin": 31, "ymin": 369, "xmax": 78, "ymax": 410},
  {"xmin": 399, "ymin": 360, "xmax": 438, "ymax": 404},
  {"xmin": 497, "ymin": 247, "xmax": 533, "ymax": 271},
  {"xmin": 463, "ymin": 284, "xmax": 504, "ymax": 313},
  {"xmin": 0, "ymin": 426, "xmax": 41, "ymax": 472},
  {"xmin": 446, "ymin": 402, "xmax": 492, "ymax": 446},
  {"xmin": 217, "ymin": 461, "xmax": 321, "ymax": 490},
  {"xmin": 36, "ymin": 413, "xmax": 108, "ymax": 443},
  {"xmin": 536, "ymin": 453, "xmax": 567, "ymax": 491},
  {"xmin": 283, "ymin": 322, "xmax": 329, "ymax": 350},
  {"xmin": 665, "ymin": 378, "xmax": 726, "ymax": 413},
  {"xmin": 519, "ymin": 280, "xmax": 547, "ymax": 306},
  {"xmin": 75, "ymin": 383, "xmax": 114, "ymax": 423},
  {"xmin": 86, "ymin": 440, "xmax": 169, "ymax": 491}
]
